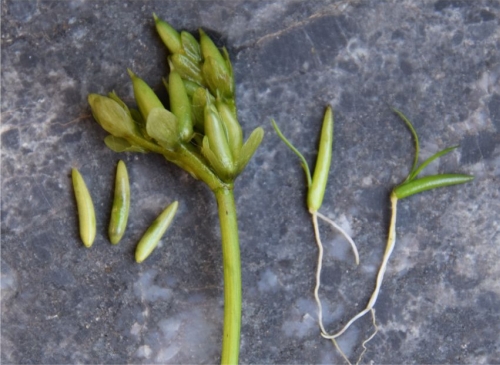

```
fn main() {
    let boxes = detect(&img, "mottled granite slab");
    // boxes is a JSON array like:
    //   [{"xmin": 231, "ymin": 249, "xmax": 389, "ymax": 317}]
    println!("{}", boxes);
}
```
[{"xmin": 2, "ymin": 0, "xmax": 500, "ymax": 364}]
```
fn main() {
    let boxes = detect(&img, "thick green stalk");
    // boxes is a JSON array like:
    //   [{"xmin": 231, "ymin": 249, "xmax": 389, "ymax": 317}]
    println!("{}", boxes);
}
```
[{"xmin": 214, "ymin": 186, "xmax": 241, "ymax": 365}]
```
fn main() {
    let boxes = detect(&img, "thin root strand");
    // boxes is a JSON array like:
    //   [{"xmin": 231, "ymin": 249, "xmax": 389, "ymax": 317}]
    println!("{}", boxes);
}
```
[
  {"xmin": 332, "ymin": 338, "xmax": 353, "ymax": 365},
  {"xmin": 315, "ymin": 210, "xmax": 359, "ymax": 265},
  {"xmin": 356, "ymin": 309, "xmax": 378, "ymax": 365},
  {"xmin": 321, "ymin": 195, "xmax": 398, "ymax": 340}
]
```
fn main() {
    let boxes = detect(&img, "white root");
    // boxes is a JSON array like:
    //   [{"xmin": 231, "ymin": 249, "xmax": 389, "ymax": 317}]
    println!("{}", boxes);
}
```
[
  {"xmin": 312, "ymin": 211, "xmax": 329, "ymax": 336},
  {"xmin": 311, "ymin": 210, "xmax": 358, "ymax": 365},
  {"xmin": 356, "ymin": 309, "xmax": 378, "ymax": 365},
  {"xmin": 315, "ymin": 211, "xmax": 360, "ymax": 265},
  {"xmin": 322, "ymin": 194, "xmax": 398, "ymax": 340},
  {"xmin": 329, "ymin": 308, "xmax": 378, "ymax": 365},
  {"xmin": 332, "ymin": 338, "xmax": 353, "ymax": 365},
  {"xmin": 311, "ymin": 210, "xmax": 360, "ymax": 336}
]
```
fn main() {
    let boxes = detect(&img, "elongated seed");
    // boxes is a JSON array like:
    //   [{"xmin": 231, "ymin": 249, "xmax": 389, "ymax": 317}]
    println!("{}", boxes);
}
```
[
  {"xmin": 169, "ymin": 54, "xmax": 204, "ymax": 85},
  {"xmin": 168, "ymin": 71, "xmax": 193, "ymax": 141},
  {"xmin": 217, "ymin": 100, "xmax": 243, "ymax": 160},
  {"xmin": 393, "ymin": 174, "xmax": 474, "ymax": 199},
  {"xmin": 180, "ymin": 30, "xmax": 202, "ymax": 63},
  {"xmin": 72, "ymin": 168, "xmax": 96, "ymax": 247},
  {"xmin": 135, "ymin": 201, "xmax": 179, "ymax": 263},
  {"xmin": 109, "ymin": 160, "xmax": 130, "ymax": 244},
  {"xmin": 199, "ymin": 29, "xmax": 228, "ymax": 73},
  {"xmin": 204, "ymin": 105, "xmax": 234, "ymax": 172},
  {"xmin": 202, "ymin": 56, "xmax": 233, "ymax": 99},
  {"xmin": 153, "ymin": 13, "xmax": 182, "ymax": 54},
  {"xmin": 307, "ymin": 106, "xmax": 334, "ymax": 212},
  {"xmin": 128, "ymin": 69, "xmax": 164, "ymax": 120}
]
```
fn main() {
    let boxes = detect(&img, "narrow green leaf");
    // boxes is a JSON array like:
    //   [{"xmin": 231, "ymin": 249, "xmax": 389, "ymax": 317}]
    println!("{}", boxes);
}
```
[
  {"xmin": 409, "ymin": 145, "xmax": 459, "ymax": 181},
  {"xmin": 271, "ymin": 119, "xmax": 312, "ymax": 188},
  {"xmin": 393, "ymin": 174, "xmax": 474, "ymax": 199},
  {"xmin": 393, "ymin": 108, "xmax": 420, "ymax": 180}
]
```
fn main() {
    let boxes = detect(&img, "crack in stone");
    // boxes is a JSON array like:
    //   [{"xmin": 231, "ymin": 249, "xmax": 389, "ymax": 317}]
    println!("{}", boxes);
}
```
[{"xmin": 253, "ymin": 0, "xmax": 357, "ymax": 47}]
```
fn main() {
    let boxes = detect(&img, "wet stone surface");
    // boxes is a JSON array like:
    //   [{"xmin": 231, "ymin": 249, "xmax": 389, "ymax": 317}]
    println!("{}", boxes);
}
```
[{"xmin": 1, "ymin": 0, "xmax": 500, "ymax": 364}]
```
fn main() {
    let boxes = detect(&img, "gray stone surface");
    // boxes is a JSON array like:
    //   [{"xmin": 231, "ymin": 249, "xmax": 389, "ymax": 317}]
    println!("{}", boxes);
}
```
[{"xmin": 2, "ymin": 0, "xmax": 500, "ymax": 364}]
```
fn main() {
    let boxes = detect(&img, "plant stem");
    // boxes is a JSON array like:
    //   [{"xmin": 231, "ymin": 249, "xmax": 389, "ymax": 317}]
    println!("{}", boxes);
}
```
[
  {"xmin": 129, "ymin": 135, "xmax": 225, "ymax": 191},
  {"xmin": 214, "ymin": 186, "xmax": 241, "ymax": 365}
]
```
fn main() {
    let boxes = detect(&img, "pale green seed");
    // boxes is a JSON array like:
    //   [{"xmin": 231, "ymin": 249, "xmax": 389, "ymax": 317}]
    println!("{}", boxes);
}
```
[
  {"xmin": 135, "ymin": 201, "xmax": 179, "ymax": 263},
  {"xmin": 72, "ymin": 168, "xmax": 96, "ymax": 248},
  {"xmin": 181, "ymin": 30, "xmax": 202, "ymax": 63},
  {"xmin": 168, "ymin": 71, "xmax": 193, "ymax": 141},
  {"xmin": 192, "ymin": 87, "xmax": 214, "ymax": 132},
  {"xmin": 217, "ymin": 101, "xmax": 243, "ymax": 160},
  {"xmin": 145, "ymin": 107, "xmax": 179, "ymax": 149},
  {"xmin": 204, "ymin": 105, "xmax": 235, "ymax": 174},
  {"xmin": 128, "ymin": 69, "xmax": 165, "ymax": 120},
  {"xmin": 153, "ymin": 13, "xmax": 182, "ymax": 54},
  {"xmin": 236, "ymin": 127, "xmax": 264, "ymax": 175},
  {"xmin": 88, "ymin": 94, "xmax": 136, "ymax": 138},
  {"xmin": 199, "ymin": 29, "xmax": 228, "ymax": 72},
  {"xmin": 202, "ymin": 56, "xmax": 233, "ymax": 99},
  {"xmin": 109, "ymin": 160, "xmax": 130, "ymax": 244},
  {"xmin": 169, "ymin": 54, "xmax": 204, "ymax": 85}
]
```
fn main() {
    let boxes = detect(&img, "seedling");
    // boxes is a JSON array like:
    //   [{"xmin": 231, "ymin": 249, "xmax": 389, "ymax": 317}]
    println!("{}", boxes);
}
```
[
  {"xmin": 321, "ymin": 108, "xmax": 474, "ymax": 364},
  {"xmin": 88, "ymin": 15, "xmax": 263, "ymax": 364},
  {"xmin": 272, "ymin": 107, "xmax": 358, "ymax": 358}
]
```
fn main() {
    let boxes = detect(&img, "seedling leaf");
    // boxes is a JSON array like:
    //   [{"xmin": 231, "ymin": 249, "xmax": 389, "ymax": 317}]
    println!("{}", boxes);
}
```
[
  {"xmin": 271, "ymin": 119, "xmax": 312, "ymax": 187},
  {"xmin": 408, "ymin": 145, "xmax": 458, "ymax": 181},
  {"xmin": 393, "ymin": 108, "xmax": 420, "ymax": 180},
  {"xmin": 393, "ymin": 173, "xmax": 474, "ymax": 199}
]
